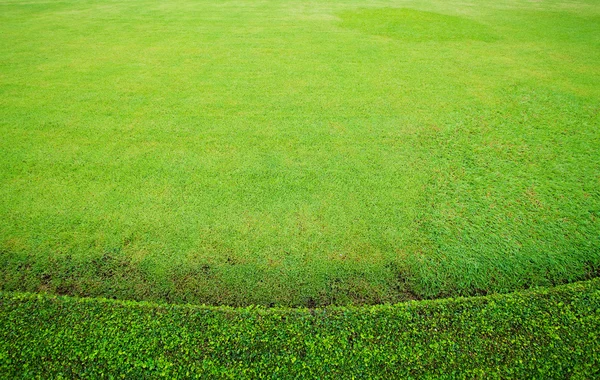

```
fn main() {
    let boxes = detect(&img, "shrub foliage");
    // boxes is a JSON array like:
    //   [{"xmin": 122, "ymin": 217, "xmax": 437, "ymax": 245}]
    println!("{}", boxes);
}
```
[{"xmin": 0, "ymin": 279, "xmax": 598, "ymax": 378}]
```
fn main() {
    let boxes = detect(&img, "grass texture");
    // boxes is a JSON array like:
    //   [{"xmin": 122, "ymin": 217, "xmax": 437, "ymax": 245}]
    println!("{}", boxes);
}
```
[
  {"xmin": 1, "ymin": 279, "xmax": 599, "ymax": 378},
  {"xmin": 1, "ymin": 0, "xmax": 600, "ymax": 306}
]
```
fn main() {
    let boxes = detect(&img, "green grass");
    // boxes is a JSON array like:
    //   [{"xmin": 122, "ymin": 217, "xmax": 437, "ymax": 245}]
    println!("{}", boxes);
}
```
[
  {"xmin": 1, "ymin": 279, "xmax": 599, "ymax": 378},
  {"xmin": 1, "ymin": 0, "xmax": 599, "ymax": 306}
]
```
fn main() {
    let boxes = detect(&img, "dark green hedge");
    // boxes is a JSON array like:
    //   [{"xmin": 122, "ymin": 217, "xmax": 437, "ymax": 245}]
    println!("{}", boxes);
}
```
[{"xmin": 0, "ymin": 279, "xmax": 599, "ymax": 378}]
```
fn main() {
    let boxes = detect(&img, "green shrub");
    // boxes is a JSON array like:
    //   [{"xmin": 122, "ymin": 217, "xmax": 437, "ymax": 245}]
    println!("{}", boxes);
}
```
[{"xmin": 0, "ymin": 279, "xmax": 598, "ymax": 378}]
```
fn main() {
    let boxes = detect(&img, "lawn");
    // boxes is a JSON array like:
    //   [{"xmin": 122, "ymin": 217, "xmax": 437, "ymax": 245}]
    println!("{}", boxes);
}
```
[{"xmin": 1, "ymin": 0, "xmax": 599, "ymax": 307}]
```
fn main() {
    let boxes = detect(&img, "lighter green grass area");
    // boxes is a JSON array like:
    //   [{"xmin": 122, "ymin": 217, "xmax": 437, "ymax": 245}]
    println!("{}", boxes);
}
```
[{"xmin": 1, "ymin": 0, "xmax": 599, "ymax": 306}]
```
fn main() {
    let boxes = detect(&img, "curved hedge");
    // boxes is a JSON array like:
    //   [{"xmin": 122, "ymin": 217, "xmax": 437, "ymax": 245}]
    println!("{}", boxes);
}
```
[{"xmin": 1, "ymin": 279, "xmax": 599, "ymax": 378}]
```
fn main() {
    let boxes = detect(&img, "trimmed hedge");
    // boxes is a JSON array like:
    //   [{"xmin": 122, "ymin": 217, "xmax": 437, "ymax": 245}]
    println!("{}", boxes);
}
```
[{"xmin": 0, "ymin": 280, "xmax": 599, "ymax": 378}]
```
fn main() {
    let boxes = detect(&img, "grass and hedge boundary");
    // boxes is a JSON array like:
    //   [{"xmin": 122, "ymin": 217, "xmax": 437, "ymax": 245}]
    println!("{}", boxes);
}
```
[{"xmin": 1, "ymin": 279, "xmax": 599, "ymax": 378}]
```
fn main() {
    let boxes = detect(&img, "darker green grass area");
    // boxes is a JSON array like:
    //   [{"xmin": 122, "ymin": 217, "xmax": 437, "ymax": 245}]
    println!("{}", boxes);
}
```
[
  {"xmin": 339, "ymin": 8, "xmax": 498, "ymax": 41},
  {"xmin": 1, "ymin": 0, "xmax": 599, "ymax": 307}
]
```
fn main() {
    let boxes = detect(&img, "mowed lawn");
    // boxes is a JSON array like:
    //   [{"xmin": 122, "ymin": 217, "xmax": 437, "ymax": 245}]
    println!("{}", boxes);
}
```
[{"xmin": 1, "ymin": 0, "xmax": 599, "ymax": 306}]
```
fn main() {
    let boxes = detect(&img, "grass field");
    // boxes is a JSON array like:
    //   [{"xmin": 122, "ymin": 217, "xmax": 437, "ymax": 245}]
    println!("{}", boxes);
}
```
[{"xmin": 1, "ymin": 0, "xmax": 599, "ymax": 307}]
